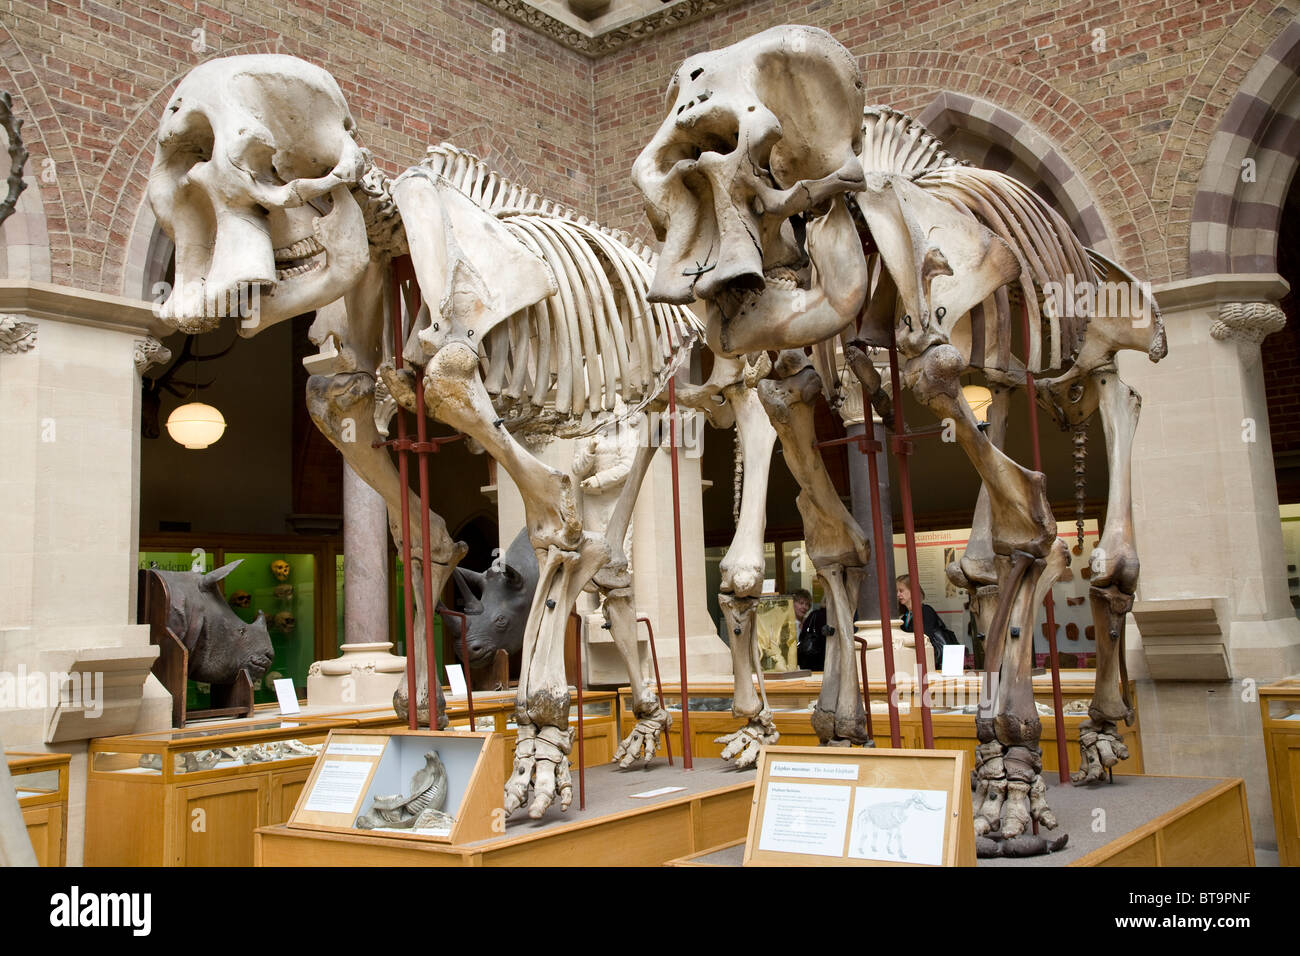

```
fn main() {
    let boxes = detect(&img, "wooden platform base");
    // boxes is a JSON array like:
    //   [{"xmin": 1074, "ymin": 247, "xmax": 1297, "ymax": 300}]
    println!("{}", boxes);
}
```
[
  {"xmin": 255, "ymin": 758, "xmax": 753, "ymax": 867},
  {"xmin": 669, "ymin": 774, "xmax": 1254, "ymax": 867}
]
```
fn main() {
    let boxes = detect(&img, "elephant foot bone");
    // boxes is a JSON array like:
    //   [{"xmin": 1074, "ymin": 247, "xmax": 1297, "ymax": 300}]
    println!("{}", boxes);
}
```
[
  {"xmin": 504, "ymin": 722, "xmax": 575, "ymax": 819},
  {"xmin": 613, "ymin": 697, "xmax": 672, "ymax": 768},
  {"xmin": 811, "ymin": 704, "xmax": 870, "ymax": 748},
  {"xmin": 715, "ymin": 709, "xmax": 779, "ymax": 769},
  {"xmin": 1071, "ymin": 719, "xmax": 1130, "ymax": 784}
]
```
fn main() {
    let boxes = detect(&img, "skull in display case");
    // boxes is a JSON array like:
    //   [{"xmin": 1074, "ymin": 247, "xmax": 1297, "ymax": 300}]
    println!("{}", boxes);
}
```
[{"xmin": 270, "ymin": 559, "xmax": 291, "ymax": 582}]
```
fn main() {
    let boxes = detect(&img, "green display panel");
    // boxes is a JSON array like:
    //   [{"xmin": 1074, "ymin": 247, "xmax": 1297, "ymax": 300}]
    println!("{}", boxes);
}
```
[
  {"xmin": 224, "ymin": 553, "xmax": 316, "ymax": 704},
  {"xmin": 392, "ymin": 556, "xmax": 445, "ymax": 677}
]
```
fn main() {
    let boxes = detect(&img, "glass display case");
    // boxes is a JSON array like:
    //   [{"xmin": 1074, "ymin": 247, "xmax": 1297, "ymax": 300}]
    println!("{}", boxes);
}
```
[
  {"xmin": 6, "ymin": 751, "xmax": 70, "ymax": 867},
  {"xmin": 86, "ymin": 715, "xmax": 354, "ymax": 866},
  {"xmin": 1260, "ymin": 676, "xmax": 1300, "ymax": 866}
]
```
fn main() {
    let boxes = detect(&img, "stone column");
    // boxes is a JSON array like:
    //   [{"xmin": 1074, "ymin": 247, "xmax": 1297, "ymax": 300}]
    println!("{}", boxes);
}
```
[
  {"xmin": 1123, "ymin": 275, "xmax": 1300, "ymax": 680},
  {"xmin": 343, "ymin": 463, "xmax": 390, "ymax": 643},
  {"xmin": 0, "ymin": 281, "xmax": 175, "ymax": 865},
  {"xmin": 305, "ymin": 463, "xmax": 404, "ymax": 708}
]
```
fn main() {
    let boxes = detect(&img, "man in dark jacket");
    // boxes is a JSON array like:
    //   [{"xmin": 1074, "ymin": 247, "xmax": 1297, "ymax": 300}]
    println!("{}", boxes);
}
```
[
  {"xmin": 793, "ymin": 588, "xmax": 828, "ymax": 671},
  {"xmin": 896, "ymin": 575, "xmax": 959, "ymax": 665}
]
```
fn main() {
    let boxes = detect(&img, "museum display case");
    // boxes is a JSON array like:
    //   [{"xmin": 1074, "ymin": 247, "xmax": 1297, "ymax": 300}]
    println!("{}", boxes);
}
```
[
  {"xmin": 84, "ymin": 715, "xmax": 353, "ymax": 866},
  {"xmin": 1260, "ymin": 675, "xmax": 1300, "ymax": 865},
  {"xmin": 6, "ymin": 751, "xmax": 70, "ymax": 867}
]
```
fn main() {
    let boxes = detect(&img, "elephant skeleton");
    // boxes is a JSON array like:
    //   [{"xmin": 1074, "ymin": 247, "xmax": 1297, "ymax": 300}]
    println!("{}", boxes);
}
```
[
  {"xmin": 148, "ymin": 57, "xmax": 697, "ymax": 818},
  {"xmin": 634, "ymin": 25, "xmax": 1164, "ymax": 839}
]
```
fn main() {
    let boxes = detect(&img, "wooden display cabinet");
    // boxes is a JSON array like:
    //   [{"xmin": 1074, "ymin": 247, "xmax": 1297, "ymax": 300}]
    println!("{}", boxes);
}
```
[
  {"xmin": 6, "ymin": 751, "xmax": 70, "ymax": 867},
  {"xmin": 1260, "ymin": 676, "xmax": 1300, "ymax": 866},
  {"xmin": 85, "ymin": 715, "xmax": 353, "ymax": 866},
  {"xmin": 622, "ymin": 672, "xmax": 1142, "ymax": 776}
]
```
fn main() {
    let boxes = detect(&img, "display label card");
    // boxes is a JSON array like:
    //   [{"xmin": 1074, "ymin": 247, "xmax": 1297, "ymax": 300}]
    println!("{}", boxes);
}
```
[
  {"xmin": 757, "ymin": 781, "xmax": 851, "ymax": 857},
  {"xmin": 628, "ymin": 786, "xmax": 687, "ymax": 799},
  {"xmin": 769, "ymin": 760, "xmax": 859, "ymax": 781},
  {"xmin": 847, "ymin": 787, "xmax": 948, "ymax": 866},
  {"xmin": 941, "ymin": 644, "xmax": 966, "ymax": 677},
  {"xmin": 274, "ymin": 678, "xmax": 300, "ymax": 715},
  {"xmin": 445, "ymin": 664, "xmax": 468, "ymax": 697},
  {"xmin": 325, "ymin": 741, "xmax": 387, "ymax": 757},
  {"xmin": 303, "ymin": 760, "xmax": 374, "ymax": 814}
]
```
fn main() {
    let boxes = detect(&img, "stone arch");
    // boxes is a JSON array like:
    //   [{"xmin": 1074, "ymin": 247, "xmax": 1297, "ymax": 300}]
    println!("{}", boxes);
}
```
[
  {"xmin": 916, "ymin": 91, "xmax": 1114, "ymax": 257},
  {"xmin": 1188, "ymin": 17, "xmax": 1300, "ymax": 277}
]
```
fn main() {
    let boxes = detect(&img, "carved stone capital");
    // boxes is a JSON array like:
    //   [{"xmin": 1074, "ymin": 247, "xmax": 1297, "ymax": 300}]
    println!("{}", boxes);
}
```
[
  {"xmin": 133, "ymin": 335, "xmax": 172, "ymax": 374},
  {"xmin": 0, "ymin": 312, "xmax": 36, "ymax": 353},
  {"xmin": 1211, "ymin": 301, "xmax": 1286, "ymax": 345}
]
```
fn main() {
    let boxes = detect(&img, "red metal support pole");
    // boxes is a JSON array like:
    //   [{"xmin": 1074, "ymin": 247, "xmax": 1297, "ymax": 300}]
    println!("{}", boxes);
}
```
[
  {"xmin": 863, "ymin": 434, "xmax": 904, "ymax": 748},
  {"xmin": 853, "ymin": 636, "xmax": 875, "ymax": 739},
  {"xmin": 637, "ymin": 615, "xmax": 673, "ymax": 765},
  {"xmin": 816, "ymin": 432, "xmax": 894, "ymax": 747},
  {"xmin": 571, "ymin": 612, "xmax": 586, "ymax": 810},
  {"xmin": 1018, "ymin": 303, "xmax": 1070, "ymax": 784},
  {"xmin": 887, "ymin": 331, "xmax": 934, "ymax": 748},
  {"xmin": 390, "ymin": 261, "xmax": 418, "ymax": 731},
  {"xmin": 409, "ymin": 284, "xmax": 441, "ymax": 734},
  {"xmin": 667, "ymin": 378, "xmax": 693, "ymax": 769}
]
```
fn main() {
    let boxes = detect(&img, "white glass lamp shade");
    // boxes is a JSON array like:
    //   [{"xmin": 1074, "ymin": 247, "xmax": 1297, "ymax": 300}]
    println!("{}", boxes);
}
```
[
  {"xmin": 961, "ymin": 385, "xmax": 993, "ymax": 421},
  {"xmin": 166, "ymin": 402, "xmax": 227, "ymax": 449}
]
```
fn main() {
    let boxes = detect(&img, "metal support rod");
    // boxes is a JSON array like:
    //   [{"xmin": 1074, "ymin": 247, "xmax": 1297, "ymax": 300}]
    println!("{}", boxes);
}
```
[
  {"xmin": 1018, "ymin": 303, "xmax": 1070, "ymax": 784},
  {"xmin": 853, "ymin": 636, "xmax": 875, "ymax": 739},
  {"xmin": 572, "ymin": 612, "xmax": 585, "ymax": 810},
  {"xmin": 410, "ymin": 283, "xmax": 440, "ymax": 733},
  {"xmin": 438, "ymin": 607, "xmax": 474, "ymax": 731},
  {"xmin": 390, "ymin": 260, "xmax": 418, "ymax": 731},
  {"xmin": 887, "ymin": 332, "xmax": 934, "ymax": 748},
  {"xmin": 815, "ymin": 429, "xmax": 902, "ymax": 746},
  {"xmin": 667, "ymin": 378, "xmax": 693, "ymax": 769},
  {"xmin": 637, "ymin": 615, "xmax": 674, "ymax": 765},
  {"xmin": 862, "ymin": 433, "xmax": 903, "ymax": 747}
]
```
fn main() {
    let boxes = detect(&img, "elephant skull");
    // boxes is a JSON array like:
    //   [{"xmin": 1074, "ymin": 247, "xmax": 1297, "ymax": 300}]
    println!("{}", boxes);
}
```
[
  {"xmin": 633, "ymin": 25, "xmax": 871, "ymax": 357},
  {"xmin": 148, "ymin": 55, "xmax": 372, "ymax": 335}
]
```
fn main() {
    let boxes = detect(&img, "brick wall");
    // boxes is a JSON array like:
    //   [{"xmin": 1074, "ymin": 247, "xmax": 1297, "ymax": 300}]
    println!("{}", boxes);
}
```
[
  {"xmin": 592, "ymin": 0, "xmax": 1294, "ymax": 284},
  {"xmin": 0, "ymin": 0, "xmax": 596, "ymax": 295},
  {"xmin": 3, "ymin": 1, "xmax": 1299, "ymax": 291}
]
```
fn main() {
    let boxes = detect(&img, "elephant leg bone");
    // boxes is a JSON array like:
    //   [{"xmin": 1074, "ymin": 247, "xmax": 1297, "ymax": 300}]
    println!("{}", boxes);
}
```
[
  {"xmin": 758, "ymin": 357, "xmax": 870, "ymax": 747},
  {"xmin": 715, "ymin": 593, "xmax": 778, "ymax": 767},
  {"xmin": 711, "ymin": 379, "xmax": 780, "ymax": 768},
  {"xmin": 603, "ymin": 585, "xmax": 672, "ymax": 768},
  {"xmin": 505, "ymin": 536, "xmax": 610, "ymax": 818},
  {"xmin": 1075, "ymin": 368, "xmax": 1141, "ymax": 782},
  {"xmin": 423, "ymin": 340, "xmax": 582, "ymax": 551},
  {"xmin": 306, "ymin": 369, "xmax": 462, "ymax": 728}
]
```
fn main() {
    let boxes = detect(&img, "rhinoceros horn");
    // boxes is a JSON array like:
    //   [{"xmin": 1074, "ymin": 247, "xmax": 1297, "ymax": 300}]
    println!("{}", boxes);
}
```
[
  {"xmin": 201, "ymin": 559, "xmax": 244, "ymax": 590},
  {"xmin": 452, "ymin": 567, "xmax": 484, "ymax": 613}
]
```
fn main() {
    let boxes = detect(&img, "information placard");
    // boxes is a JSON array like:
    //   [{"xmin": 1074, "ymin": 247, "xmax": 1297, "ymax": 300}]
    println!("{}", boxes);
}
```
[
  {"xmin": 290, "ymin": 732, "xmax": 387, "ymax": 828},
  {"xmin": 743, "ymin": 746, "xmax": 974, "ymax": 867}
]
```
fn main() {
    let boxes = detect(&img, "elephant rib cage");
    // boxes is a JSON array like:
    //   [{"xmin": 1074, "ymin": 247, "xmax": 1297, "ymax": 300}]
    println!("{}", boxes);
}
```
[
  {"xmin": 858, "ymin": 106, "xmax": 1096, "ymax": 376},
  {"xmin": 417, "ymin": 143, "xmax": 701, "ymax": 437}
]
